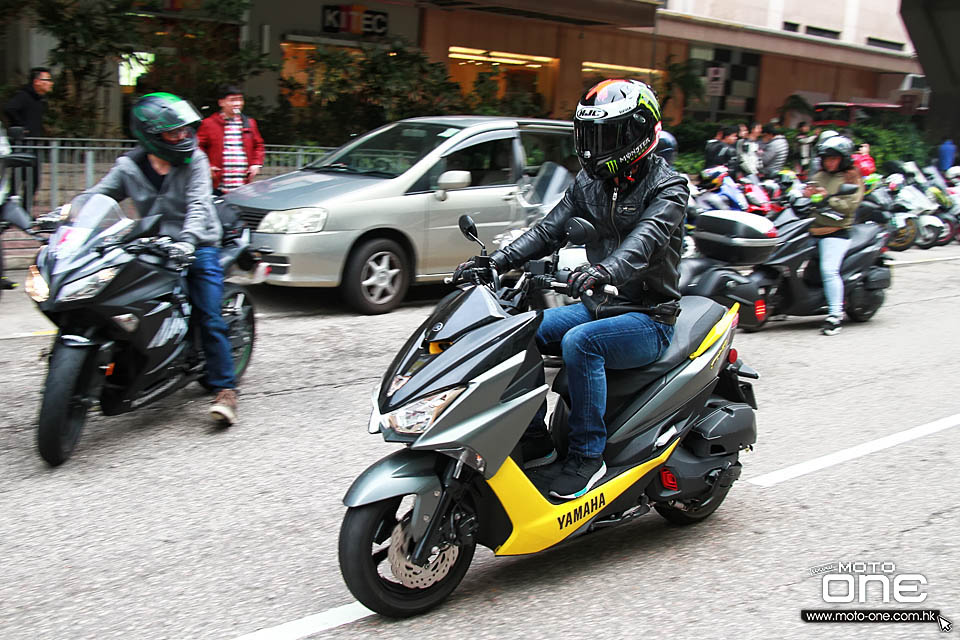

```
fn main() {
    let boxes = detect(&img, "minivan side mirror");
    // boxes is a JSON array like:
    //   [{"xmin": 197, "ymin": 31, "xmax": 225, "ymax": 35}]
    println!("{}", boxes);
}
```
[{"xmin": 435, "ymin": 170, "xmax": 471, "ymax": 201}]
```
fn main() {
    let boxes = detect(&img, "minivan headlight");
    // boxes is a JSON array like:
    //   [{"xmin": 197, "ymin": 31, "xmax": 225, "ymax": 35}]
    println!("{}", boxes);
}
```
[
  {"xmin": 257, "ymin": 207, "xmax": 328, "ymax": 234},
  {"xmin": 383, "ymin": 386, "xmax": 465, "ymax": 435}
]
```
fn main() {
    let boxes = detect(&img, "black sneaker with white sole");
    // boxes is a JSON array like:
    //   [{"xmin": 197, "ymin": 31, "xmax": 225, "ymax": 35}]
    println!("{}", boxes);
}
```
[
  {"xmin": 820, "ymin": 315, "xmax": 842, "ymax": 336},
  {"xmin": 549, "ymin": 453, "xmax": 606, "ymax": 500},
  {"xmin": 521, "ymin": 432, "xmax": 557, "ymax": 469}
]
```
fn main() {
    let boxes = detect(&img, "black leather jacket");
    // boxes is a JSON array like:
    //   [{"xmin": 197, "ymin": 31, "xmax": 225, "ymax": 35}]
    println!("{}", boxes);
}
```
[{"xmin": 496, "ymin": 154, "xmax": 689, "ymax": 317}]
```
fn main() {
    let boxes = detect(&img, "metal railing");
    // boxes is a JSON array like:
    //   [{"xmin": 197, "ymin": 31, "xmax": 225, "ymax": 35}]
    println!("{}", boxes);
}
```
[{"xmin": 12, "ymin": 137, "xmax": 334, "ymax": 212}]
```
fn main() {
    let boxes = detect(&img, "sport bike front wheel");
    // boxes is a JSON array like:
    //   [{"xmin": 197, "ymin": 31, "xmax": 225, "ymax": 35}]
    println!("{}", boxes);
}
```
[
  {"xmin": 37, "ymin": 343, "xmax": 94, "ymax": 466},
  {"xmin": 339, "ymin": 496, "xmax": 475, "ymax": 618}
]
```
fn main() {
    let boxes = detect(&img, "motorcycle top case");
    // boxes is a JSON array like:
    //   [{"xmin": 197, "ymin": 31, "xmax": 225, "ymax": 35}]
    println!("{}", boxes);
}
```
[{"xmin": 693, "ymin": 210, "xmax": 778, "ymax": 266}]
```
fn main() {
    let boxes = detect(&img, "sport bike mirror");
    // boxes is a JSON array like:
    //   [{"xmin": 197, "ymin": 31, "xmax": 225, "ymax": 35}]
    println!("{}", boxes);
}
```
[
  {"xmin": 127, "ymin": 214, "xmax": 162, "ymax": 241},
  {"xmin": 565, "ymin": 217, "xmax": 598, "ymax": 245}
]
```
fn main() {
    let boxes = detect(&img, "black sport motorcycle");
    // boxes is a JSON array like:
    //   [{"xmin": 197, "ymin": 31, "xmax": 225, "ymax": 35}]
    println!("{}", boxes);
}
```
[
  {"xmin": 24, "ymin": 193, "xmax": 265, "ymax": 465},
  {"xmin": 680, "ymin": 184, "xmax": 892, "ymax": 331},
  {"xmin": 338, "ymin": 214, "xmax": 759, "ymax": 617}
]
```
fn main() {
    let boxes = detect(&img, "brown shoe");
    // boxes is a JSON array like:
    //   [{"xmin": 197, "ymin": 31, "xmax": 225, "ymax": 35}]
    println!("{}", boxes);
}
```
[{"xmin": 210, "ymin": 389, "xmax": 238, "ymax": 426}]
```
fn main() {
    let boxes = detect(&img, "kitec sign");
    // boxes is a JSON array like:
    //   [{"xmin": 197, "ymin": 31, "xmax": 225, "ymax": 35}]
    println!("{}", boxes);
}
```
[{"xmin": 322, "ymin": 5, "xmax": 389, "ymax": 36}]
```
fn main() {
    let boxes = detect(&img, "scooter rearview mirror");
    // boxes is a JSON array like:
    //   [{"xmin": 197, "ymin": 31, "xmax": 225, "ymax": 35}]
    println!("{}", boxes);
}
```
[
  {"xmin": 565, "ymin": 217, "xmax": 598, "ymax": 245},
  {"xmin": 458, "ymin": 214, "xmax": 485, "ymax": 254}
]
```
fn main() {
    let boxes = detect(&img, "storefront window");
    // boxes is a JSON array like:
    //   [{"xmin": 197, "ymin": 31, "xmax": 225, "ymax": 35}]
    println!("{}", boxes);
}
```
[
  {"xmin": 447, "ymin": 46, "xmax": 557, "ymax": 109},
  {"xmin": 281, "ymin": 41, "xmax": 361, "ymax": 107},
  {"xmin": 580, "ymin": 61, "xmax": 661, "ymax": 90}
]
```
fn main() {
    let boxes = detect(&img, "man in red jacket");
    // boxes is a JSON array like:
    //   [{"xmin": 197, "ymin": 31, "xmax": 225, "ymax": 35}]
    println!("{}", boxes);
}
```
[{"xmin": 197, "ymin": 85, "xmax": 265, "ymax": 194}]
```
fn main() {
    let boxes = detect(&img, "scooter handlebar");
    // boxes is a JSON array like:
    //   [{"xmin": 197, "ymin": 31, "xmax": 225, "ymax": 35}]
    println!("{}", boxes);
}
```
[{"xmin": 549, "ymin": 281, "xmax": 618, "ymax": 297}]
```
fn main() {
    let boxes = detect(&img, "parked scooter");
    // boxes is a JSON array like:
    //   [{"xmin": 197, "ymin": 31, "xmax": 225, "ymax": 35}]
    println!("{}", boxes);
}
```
[
  {"xmin": 680, "ymin": 183, "xmax": 892, "ymax": 331},
  {"xmin": 24, "ymin": 193, "xmax": 267, "ymax": 465},
  {"xmin": 338, "ymin": 214, "xmax": 759, "ymax": 617}
]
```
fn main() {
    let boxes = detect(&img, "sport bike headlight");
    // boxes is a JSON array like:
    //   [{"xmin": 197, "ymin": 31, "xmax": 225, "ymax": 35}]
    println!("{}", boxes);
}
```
[
  {"xmin": 57, "ymin": 267, "xmax": 118, "ymax": 303},
  {"xmin": 257, "ymin": 207, "xmax": 328, "ymax": 234},
  {"xmin": 383, "ymin": 386, "xmax": 465, "ymax": 435},
  {"xmin": 25, "ymin": 265, "xmax": 49, "ymax": 302}
]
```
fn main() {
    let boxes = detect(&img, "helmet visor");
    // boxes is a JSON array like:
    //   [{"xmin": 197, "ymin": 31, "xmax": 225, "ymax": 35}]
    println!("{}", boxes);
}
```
[{"xmin": 575, "ymin": 116, "xmax": 631, "ymax": 159}]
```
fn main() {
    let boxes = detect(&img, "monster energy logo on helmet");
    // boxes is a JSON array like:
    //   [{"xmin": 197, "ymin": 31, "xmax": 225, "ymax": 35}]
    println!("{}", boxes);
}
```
[{"xmin": 635, "ymin": 83, "xmax": 661, "ymax": 121}]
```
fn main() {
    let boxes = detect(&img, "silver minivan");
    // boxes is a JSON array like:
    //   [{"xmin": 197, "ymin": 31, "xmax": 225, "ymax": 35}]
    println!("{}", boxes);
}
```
[{"xmin": 225, "ymin": 116, "xmax": 575, "ymax": 313}]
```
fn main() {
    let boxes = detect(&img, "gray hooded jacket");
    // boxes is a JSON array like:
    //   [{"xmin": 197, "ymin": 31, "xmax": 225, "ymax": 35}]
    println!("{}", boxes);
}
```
[{"xmin": 85, "ymin": 146, "xmax": 221, "ymax": 246}]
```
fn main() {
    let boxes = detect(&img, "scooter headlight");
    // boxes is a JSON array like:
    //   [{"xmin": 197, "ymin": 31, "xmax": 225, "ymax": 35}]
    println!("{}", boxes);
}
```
[
  {"xmin": 57, "ymin": 267, "xmax": 118, "ymax": 303},
  {"xmin": 383, "ymin": 386, "xmax": 465, "ymax": 435}
]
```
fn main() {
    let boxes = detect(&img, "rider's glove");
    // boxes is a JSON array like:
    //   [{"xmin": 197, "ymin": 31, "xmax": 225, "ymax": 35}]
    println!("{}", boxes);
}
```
[
  {"xmin": 567, "ymin": 264, "xmax": 611, "ymax": 299},
  {"xmin": 167, "ymin": 241, "xmax": 195, "ymax": 260}
]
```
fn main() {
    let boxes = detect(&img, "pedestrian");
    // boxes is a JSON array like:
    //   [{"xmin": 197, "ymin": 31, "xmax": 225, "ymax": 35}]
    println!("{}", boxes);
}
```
[
  {"xmin": 938, "ymin": 137, "xmax": 956, "ymax": 172},
  {"xmin": 460, "ymin": 79, "xmax": 684, "ymax": 499},
  {"xmin": 3, "ymin": 67, "xmax": 54, "ymax": 137},
  {"xmin": 852, "ymin": 142, "xmax": 876, "ymax": 177},
  {"xmin": 736, "ymin": 122, "xmax": 762, "ymax": 177},
  {"xmin": 796, "ymin": 123, "xmax": 818, "ymax": 177},
  {"xmin": 704, "ymin": 125, "xmax": 723, "ymax": 167},
  {"xmin": 197, "ymin": 85, "xmax": 265, "ymax": 195},
  {"xmin": 706, "ymin": 125, "xmax": 739, "ymax": 173},
  {"xmin": 759, "ymin": 124, "xmax": 789, "ymax": 176},
  {"xmin": 85, "ymin": 92, "xmax": 239, "ymax": 425}
]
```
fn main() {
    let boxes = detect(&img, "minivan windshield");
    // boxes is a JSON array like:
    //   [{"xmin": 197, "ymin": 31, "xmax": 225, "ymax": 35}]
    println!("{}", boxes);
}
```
[{"xmin": 304, "ymin": 122, "xmax": 462, "ymax": 178}]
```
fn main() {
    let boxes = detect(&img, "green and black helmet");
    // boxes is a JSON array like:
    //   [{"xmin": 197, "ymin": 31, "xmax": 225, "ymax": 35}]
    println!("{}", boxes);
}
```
[
  {"xmin": 574, "ymin": 79, "xmax": 662, "ymax": 181},
  {"xmin": 130, "ymin": 92, "xmax": 202, "ymax": 165}
]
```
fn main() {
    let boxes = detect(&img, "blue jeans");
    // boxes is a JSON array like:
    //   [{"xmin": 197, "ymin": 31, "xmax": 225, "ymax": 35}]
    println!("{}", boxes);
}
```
[
  {"xmin": 186, "ymin": 247, "xmax": 236, "ymax": 391},
  {"xmin": 818, "ymin": 236, "xmax": 850, "ymax": 317},
  {"xmin": 531, "ymin": 303, "xmax": 675, "ymax": 458}
]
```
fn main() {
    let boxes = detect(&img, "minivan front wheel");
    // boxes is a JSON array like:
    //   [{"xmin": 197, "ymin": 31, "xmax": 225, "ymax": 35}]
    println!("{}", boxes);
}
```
[{"xmin": 343, "ymin": 239, "xmax": 410, "ymax": 314}]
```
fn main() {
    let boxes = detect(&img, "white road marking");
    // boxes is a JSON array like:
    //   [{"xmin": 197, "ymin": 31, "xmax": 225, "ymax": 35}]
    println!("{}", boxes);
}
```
[
  {"xmin": 890, "ymin": 254, "xmax": 960, "ymax": 266},
  {"xmin": 747, "ymin": 413, "xmax": 960, "ymax": 487},
  {"xmin": 231, "ymin": 601, "xmax": 374, "ymax": 640},
  {"xmin": 0, "ymin": 329, "xmax": 57, "ymax": 340}
]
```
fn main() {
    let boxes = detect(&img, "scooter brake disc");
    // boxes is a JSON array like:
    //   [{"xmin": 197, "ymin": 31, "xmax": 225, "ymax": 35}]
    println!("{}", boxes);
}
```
[{"xmin": 388, "ymin": 519, "xmax": 459, "ymax": 589}]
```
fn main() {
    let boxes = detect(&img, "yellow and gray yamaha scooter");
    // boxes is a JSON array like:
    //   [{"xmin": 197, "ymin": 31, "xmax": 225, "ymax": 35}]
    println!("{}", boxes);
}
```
[{"xmin": 339, "ymin": 215, "xmax": 759, "ymax": 617}]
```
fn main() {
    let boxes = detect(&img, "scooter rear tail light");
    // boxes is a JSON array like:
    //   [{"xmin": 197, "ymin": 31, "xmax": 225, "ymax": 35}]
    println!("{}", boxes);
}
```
[
  {"xmin": 660, "ymin": 468, "xmax": 679, "ymax": 491},
  {"xmin": 728, "ymin": 348, "xmax": 738, "ymax": 364},
  {"xmin": 754, "ymin": 299, "xmax": 767, "ymax": 322},
  {"xmin": 765, "ymin": 228, "xmax": 778, "ymax": 237}
]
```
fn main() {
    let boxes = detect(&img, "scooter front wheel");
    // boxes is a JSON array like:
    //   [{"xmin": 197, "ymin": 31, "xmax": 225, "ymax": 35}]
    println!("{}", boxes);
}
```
[
  {"xmin": 339, "ymin": 496, "xmax": 475, "ymax": 618},
  {"xmin": 37, "ymin": 343, "xmax": 93, "ymax": 466}
]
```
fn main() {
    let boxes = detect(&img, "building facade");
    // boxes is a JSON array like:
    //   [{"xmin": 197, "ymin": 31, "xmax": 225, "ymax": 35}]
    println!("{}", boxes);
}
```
[{"xmin": 2, "ymin": 0, "xmax": 925, "ymax": 132}]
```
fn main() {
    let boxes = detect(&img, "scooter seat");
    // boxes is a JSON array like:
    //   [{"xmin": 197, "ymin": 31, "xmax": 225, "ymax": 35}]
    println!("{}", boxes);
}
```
[
  {"xmin": 553, "ymin": 296, "xmax": 727, "ymax": 418},
  {"xmin": 845, "ymin": 224, "xmax": 880, "ymax": 255}
]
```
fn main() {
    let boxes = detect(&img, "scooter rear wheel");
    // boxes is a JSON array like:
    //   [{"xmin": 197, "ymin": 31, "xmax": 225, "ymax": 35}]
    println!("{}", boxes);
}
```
[
  {"xmin": 339, "ymin": 496, "xmax": 475, "ymax": 618},
  {"xmin": 654, "ymin": 482, "xmax": 732, "ymax": 525},
  {"xmin": 37, "ymin": 343, "xmax": 93, "ymax": 466}
]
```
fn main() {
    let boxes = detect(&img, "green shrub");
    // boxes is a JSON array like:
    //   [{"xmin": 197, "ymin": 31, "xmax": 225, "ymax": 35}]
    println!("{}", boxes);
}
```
[{"xmin": 673, "ymin": 151, "xmax": 704, "ymax": 177}]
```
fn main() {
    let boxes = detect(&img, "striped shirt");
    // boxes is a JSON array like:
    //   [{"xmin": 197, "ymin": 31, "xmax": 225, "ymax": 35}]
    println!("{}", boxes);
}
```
[{"xmin": 221, "ymin": 116, "xmax": 248, "ymax": 192}]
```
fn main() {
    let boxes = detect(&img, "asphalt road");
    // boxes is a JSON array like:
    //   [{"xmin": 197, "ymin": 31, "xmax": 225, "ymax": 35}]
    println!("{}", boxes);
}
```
[{"xmin": 1, "ymin": 244, "xmax": 958, "ymax": 640}]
